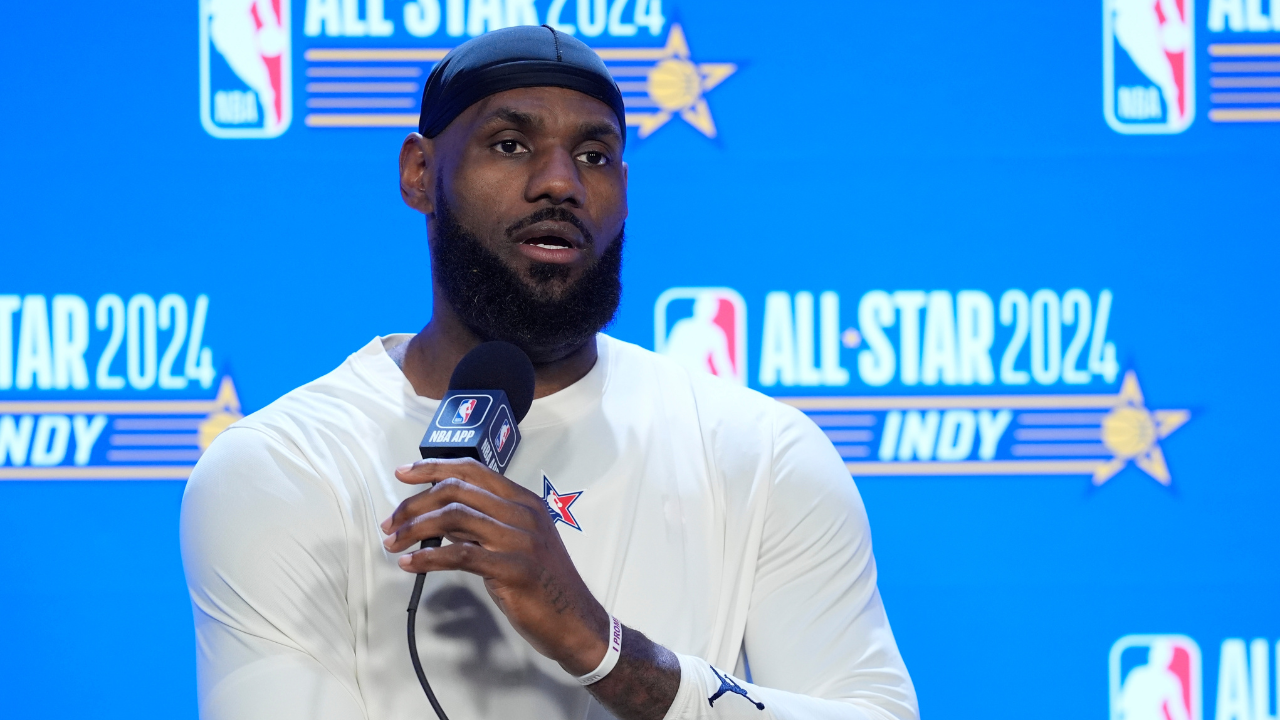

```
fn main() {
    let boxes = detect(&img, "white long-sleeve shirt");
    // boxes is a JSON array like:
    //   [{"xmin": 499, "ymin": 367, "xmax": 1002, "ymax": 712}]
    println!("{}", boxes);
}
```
[{"xmin": 180, "ymin": 334, "xmax": 917, "ymax": 720}]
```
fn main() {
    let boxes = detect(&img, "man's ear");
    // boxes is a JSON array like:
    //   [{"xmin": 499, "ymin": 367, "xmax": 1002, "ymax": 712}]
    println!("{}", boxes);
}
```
[{"xmin": 399, "ymin": 133, "xmax": 436, "ymax": 215}]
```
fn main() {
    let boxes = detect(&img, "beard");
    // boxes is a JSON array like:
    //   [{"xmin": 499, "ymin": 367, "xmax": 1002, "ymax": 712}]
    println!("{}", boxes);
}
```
[{"xmin": 430, "ymin": 192, "xmax": 624, "ymax": 364}]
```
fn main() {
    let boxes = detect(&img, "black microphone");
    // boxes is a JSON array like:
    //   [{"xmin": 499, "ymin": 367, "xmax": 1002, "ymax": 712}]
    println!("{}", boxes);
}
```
[
  {"xmin": 408, "ymin": 340, "xmax": 535, "ymax": 720},
  {"xmin": 418, "ymin": 340, "xmax": 536, "ymax": 473}
]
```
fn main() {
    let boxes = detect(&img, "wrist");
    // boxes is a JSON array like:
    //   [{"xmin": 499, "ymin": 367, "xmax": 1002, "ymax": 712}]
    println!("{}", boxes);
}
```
[
  {"xmin": 575, "ymin": 615, "xmax": 624, "ymax": 685},
  {"xmin": 558, "ymin": 605, "xmax": 611, "ymax": 676},
  {"xmin": 579, "ymin": 627, "xmax": 683, "ymax": 720}
]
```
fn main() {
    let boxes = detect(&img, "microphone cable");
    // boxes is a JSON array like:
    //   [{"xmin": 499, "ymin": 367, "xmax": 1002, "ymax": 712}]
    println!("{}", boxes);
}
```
[
  {"xmin": 404, "ymin": 340, "xmax": 535, "ymax": 720},
  {"xmin": 406, "ymin": 537, "xmax": 451, "ymax": 720}
]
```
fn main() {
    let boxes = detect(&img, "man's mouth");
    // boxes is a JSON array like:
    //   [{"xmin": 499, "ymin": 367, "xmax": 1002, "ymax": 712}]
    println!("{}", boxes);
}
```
[
  {"xmin": 511, "ymin": 220, "xmax": 586, "ymax": 249},
  {"xmin": 524, "ymin": 236, "xmax": 575, "ymax": 250},
  {"xmin": 511, "ymin": 220, "xmax": 587, "ymax": 265}
]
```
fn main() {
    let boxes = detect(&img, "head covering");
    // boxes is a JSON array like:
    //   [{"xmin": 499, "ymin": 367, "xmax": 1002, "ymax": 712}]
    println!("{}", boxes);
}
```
[{"xmin": 418, "ymin": 25, "xmax": 626, "ymax": 144}]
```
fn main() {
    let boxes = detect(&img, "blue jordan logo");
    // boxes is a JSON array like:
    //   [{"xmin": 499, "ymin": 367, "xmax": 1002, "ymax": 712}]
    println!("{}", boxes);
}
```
[{"xmin": 707, "ymin": 665, "xmax": 765, "ymax": 710}]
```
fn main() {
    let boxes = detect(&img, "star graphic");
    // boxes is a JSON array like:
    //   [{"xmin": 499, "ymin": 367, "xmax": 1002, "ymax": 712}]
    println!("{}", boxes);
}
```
[
  {"xmin": 602, "ymin": 24, "xmax": 737, "ymax": 139},
  {"xmin": 1092, "ymin": 371, "xmax": 1191, "ymax": 486},
  {"xmin": 198, "ymin": 375, "xmax": 243, "ymax": 451},
  {"xmin": 542, "ymin": 474, "xmax": 584, "ymax": 531}
]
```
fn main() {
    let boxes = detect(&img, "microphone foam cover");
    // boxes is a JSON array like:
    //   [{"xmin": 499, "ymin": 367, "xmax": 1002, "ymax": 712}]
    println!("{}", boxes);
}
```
[{"xmin": 447, "ymin": 341, "xmax": 536, "ymax": 423}]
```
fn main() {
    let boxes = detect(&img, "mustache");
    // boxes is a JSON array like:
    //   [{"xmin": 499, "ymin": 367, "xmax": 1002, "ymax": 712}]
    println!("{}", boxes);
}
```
[{"xmin": 503, "ymin": 207, "xmax": 594, "ymax": 247}]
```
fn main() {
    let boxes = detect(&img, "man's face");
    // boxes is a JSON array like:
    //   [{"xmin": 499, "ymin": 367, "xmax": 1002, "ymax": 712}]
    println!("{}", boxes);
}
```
[
  {"xmin": 431, "ymin": 86, "xmax": 627, "ymax": 297},
  {"xmin": 400, "ymin": 86, "xmax": 629, "ymax": 363}
]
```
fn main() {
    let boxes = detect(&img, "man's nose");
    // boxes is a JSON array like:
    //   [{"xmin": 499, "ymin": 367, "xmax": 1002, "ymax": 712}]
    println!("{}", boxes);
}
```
[{"xmin": 524, "ymin": 148, "xmax": 585, "ymax": 207}]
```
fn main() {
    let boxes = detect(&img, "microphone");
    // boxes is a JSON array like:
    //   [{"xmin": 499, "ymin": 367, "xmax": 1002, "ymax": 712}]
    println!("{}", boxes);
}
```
[
  {"xmin": 418, "ymin": 341, "xmax": 536, "ymax": 473},
  {"xmin": 407, "ymin": 341, "xmax": 535, "ymax": 720}
]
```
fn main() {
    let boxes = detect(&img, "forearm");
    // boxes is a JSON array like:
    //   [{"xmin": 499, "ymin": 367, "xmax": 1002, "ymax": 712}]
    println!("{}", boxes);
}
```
[
  {"xmin": 585, "ymin": 626, "xmax": 682, "ymax": 720},
  {"xmin": 585, "ymin": 628, "xmax": 908, "ymax": 720}
]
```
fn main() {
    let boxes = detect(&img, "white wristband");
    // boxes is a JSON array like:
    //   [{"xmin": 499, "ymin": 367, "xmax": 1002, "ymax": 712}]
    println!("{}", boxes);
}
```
[{"xmin": 576, "ymin": 615, "xmax": 623, "ymax": 685}]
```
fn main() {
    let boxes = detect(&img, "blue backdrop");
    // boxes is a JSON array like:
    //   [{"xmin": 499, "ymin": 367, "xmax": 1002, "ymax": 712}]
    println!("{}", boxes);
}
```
[{"xmin": 2, "ymin": 1, "xmax": 1278, "ymax": 718}]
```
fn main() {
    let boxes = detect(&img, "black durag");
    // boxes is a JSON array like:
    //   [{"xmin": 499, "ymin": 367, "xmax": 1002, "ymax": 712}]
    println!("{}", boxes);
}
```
[{"xmin": 418, "ymin": 24, "xmax": 626, "ymax": 143}]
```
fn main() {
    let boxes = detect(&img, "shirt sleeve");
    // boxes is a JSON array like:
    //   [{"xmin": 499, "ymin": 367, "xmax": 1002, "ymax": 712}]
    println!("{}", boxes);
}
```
[
  {"xmin": 662, "ymin": 404, "xmax": 918, "ymax": 720},
  {"xmin": 180, "ymin": 426, "xmax": 368, "ymax": 720}
]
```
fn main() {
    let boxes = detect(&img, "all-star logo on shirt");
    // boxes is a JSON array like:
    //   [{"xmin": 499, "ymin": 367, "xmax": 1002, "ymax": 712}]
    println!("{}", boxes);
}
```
[{"xmin": 541, "ymin": 474, "xmax": 584, "ymax": 531}]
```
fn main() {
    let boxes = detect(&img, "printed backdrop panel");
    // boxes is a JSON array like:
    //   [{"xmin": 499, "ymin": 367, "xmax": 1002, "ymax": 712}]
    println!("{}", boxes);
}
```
[{"xmin": 1, "ymin": 1, "xmax": 1277, "ymax": 718}]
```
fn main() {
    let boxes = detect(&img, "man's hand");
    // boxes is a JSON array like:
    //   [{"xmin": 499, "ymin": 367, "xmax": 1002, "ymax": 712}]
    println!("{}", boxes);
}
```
[
  {"xmin": 381, "ymin": 457, "xmax": 610, "ymax": 675},
  {"xmin": 383, "ymin": 458, "xmax": 682, "ymax": 720}
]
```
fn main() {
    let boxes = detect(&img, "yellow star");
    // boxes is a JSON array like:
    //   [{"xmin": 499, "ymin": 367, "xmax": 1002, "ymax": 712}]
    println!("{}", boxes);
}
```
[
  {"xmin": 1092, "ymin": 371, "xmax": 1190, "ymax": 486},
  {"xmin": 616, "ymin": 24, "xmax": 736, "ymax": 139},
  {"xmin": 198, "ymin": 375, "xmax": 244, "ymax": 451}
]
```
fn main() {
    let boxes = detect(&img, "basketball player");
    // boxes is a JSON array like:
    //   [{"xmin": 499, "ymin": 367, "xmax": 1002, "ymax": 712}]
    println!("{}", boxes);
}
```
[{"xmin": 181, "ymin": 25, "xmax": 917, "ymax": 720}]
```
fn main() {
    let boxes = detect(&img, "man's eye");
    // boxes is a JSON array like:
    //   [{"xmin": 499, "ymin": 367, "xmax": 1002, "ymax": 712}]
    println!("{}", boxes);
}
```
[
  {"xmin": 577, "ymin": 151, "xmax": 608, "ymax": 166},
  {"xmin": 495, "ymin": 140, "xmax": 526, "ymax": 154}
]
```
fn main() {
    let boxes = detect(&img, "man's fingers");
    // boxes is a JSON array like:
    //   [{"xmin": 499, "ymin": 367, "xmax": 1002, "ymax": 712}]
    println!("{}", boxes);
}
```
[
  {"xmin": 397, "ymin": 541, "xmax": 507, "ymax": 576},
  {"xmin": 383, "ymin": 476, "xmax": 539, "ymax": 538},
  {"xmin": 384, "ymin": 500, "xmax": 526, "ymax": 553},
  {"xmin": 395, "ymin": 457, "xmax": 535, "ymax": 504}
]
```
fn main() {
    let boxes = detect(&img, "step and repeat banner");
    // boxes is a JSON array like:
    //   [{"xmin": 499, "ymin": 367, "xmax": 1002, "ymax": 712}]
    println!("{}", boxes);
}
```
[{"xmin": 1, "ymin": 1, "xmax": 1277, "ymax": 718}]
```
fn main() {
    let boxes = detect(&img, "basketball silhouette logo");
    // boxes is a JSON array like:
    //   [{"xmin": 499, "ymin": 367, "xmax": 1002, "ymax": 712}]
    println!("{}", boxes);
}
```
[
  {"xmin": 1110, "ymin": 635, "xmax": 1202, "ymax": 720},
  {"xmin": 655, "ymin": 287, "xmax": 748, "ymax": 385}
]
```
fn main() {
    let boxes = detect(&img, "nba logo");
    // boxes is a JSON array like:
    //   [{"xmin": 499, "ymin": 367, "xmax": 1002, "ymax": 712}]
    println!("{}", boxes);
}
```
[
  {"xmin": 1104, "ymin": 0, "xmax": 1195, "ymax": 134},
  {"xmin": 654, "ymin": 287, "xmax": 747, "ymax": 385},
  {"xmin": 454, "ymin": 399, "xmax": 477, "ymax": 424},
  {"xmin": 200, "ymin": 0, "xmax": 292, "ymax": 138},
  {"xmin": 495, "ymin": 419, "xmax": 512, "ymax": 453},
  {"xmin": 1109, "ymin": 635, "xmax": 1202, "ymax": 720}
]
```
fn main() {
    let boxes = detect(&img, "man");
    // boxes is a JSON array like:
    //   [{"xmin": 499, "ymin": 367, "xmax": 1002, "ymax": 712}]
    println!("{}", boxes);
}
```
[{"xmin": 181, "ymin": 25, "xmax": 917, "ymax": 720}]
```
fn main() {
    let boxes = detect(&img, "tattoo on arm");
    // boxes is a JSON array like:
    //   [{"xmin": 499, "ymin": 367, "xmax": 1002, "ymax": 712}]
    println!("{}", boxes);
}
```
[{"xmin": 586, "ymin": 626, "xmax": 682, "ymax": 720}]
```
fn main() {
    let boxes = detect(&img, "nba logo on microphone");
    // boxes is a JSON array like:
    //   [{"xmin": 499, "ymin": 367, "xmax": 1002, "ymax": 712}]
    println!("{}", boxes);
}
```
[
  {"xmin": 1109, "ymin": 635, "xmax": 1202, "ymax": 720},
  {"xmin": 1104, "ymin": 0, "xmax": 1195, "ymax": 134},
  {"xmin": 654, "ymin": 287, "xmax": 747, "ymax": 385},
  {"xmin": 453, "ymin": 399, "xmax": 478, "ymax": 424},
  {"xmin": 495, "ymin": 419, "xmax": 512, "ymax": 453},
  {"xmin": 200, "ymin": 0, "xmax": 292, "ymax": 138}
]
